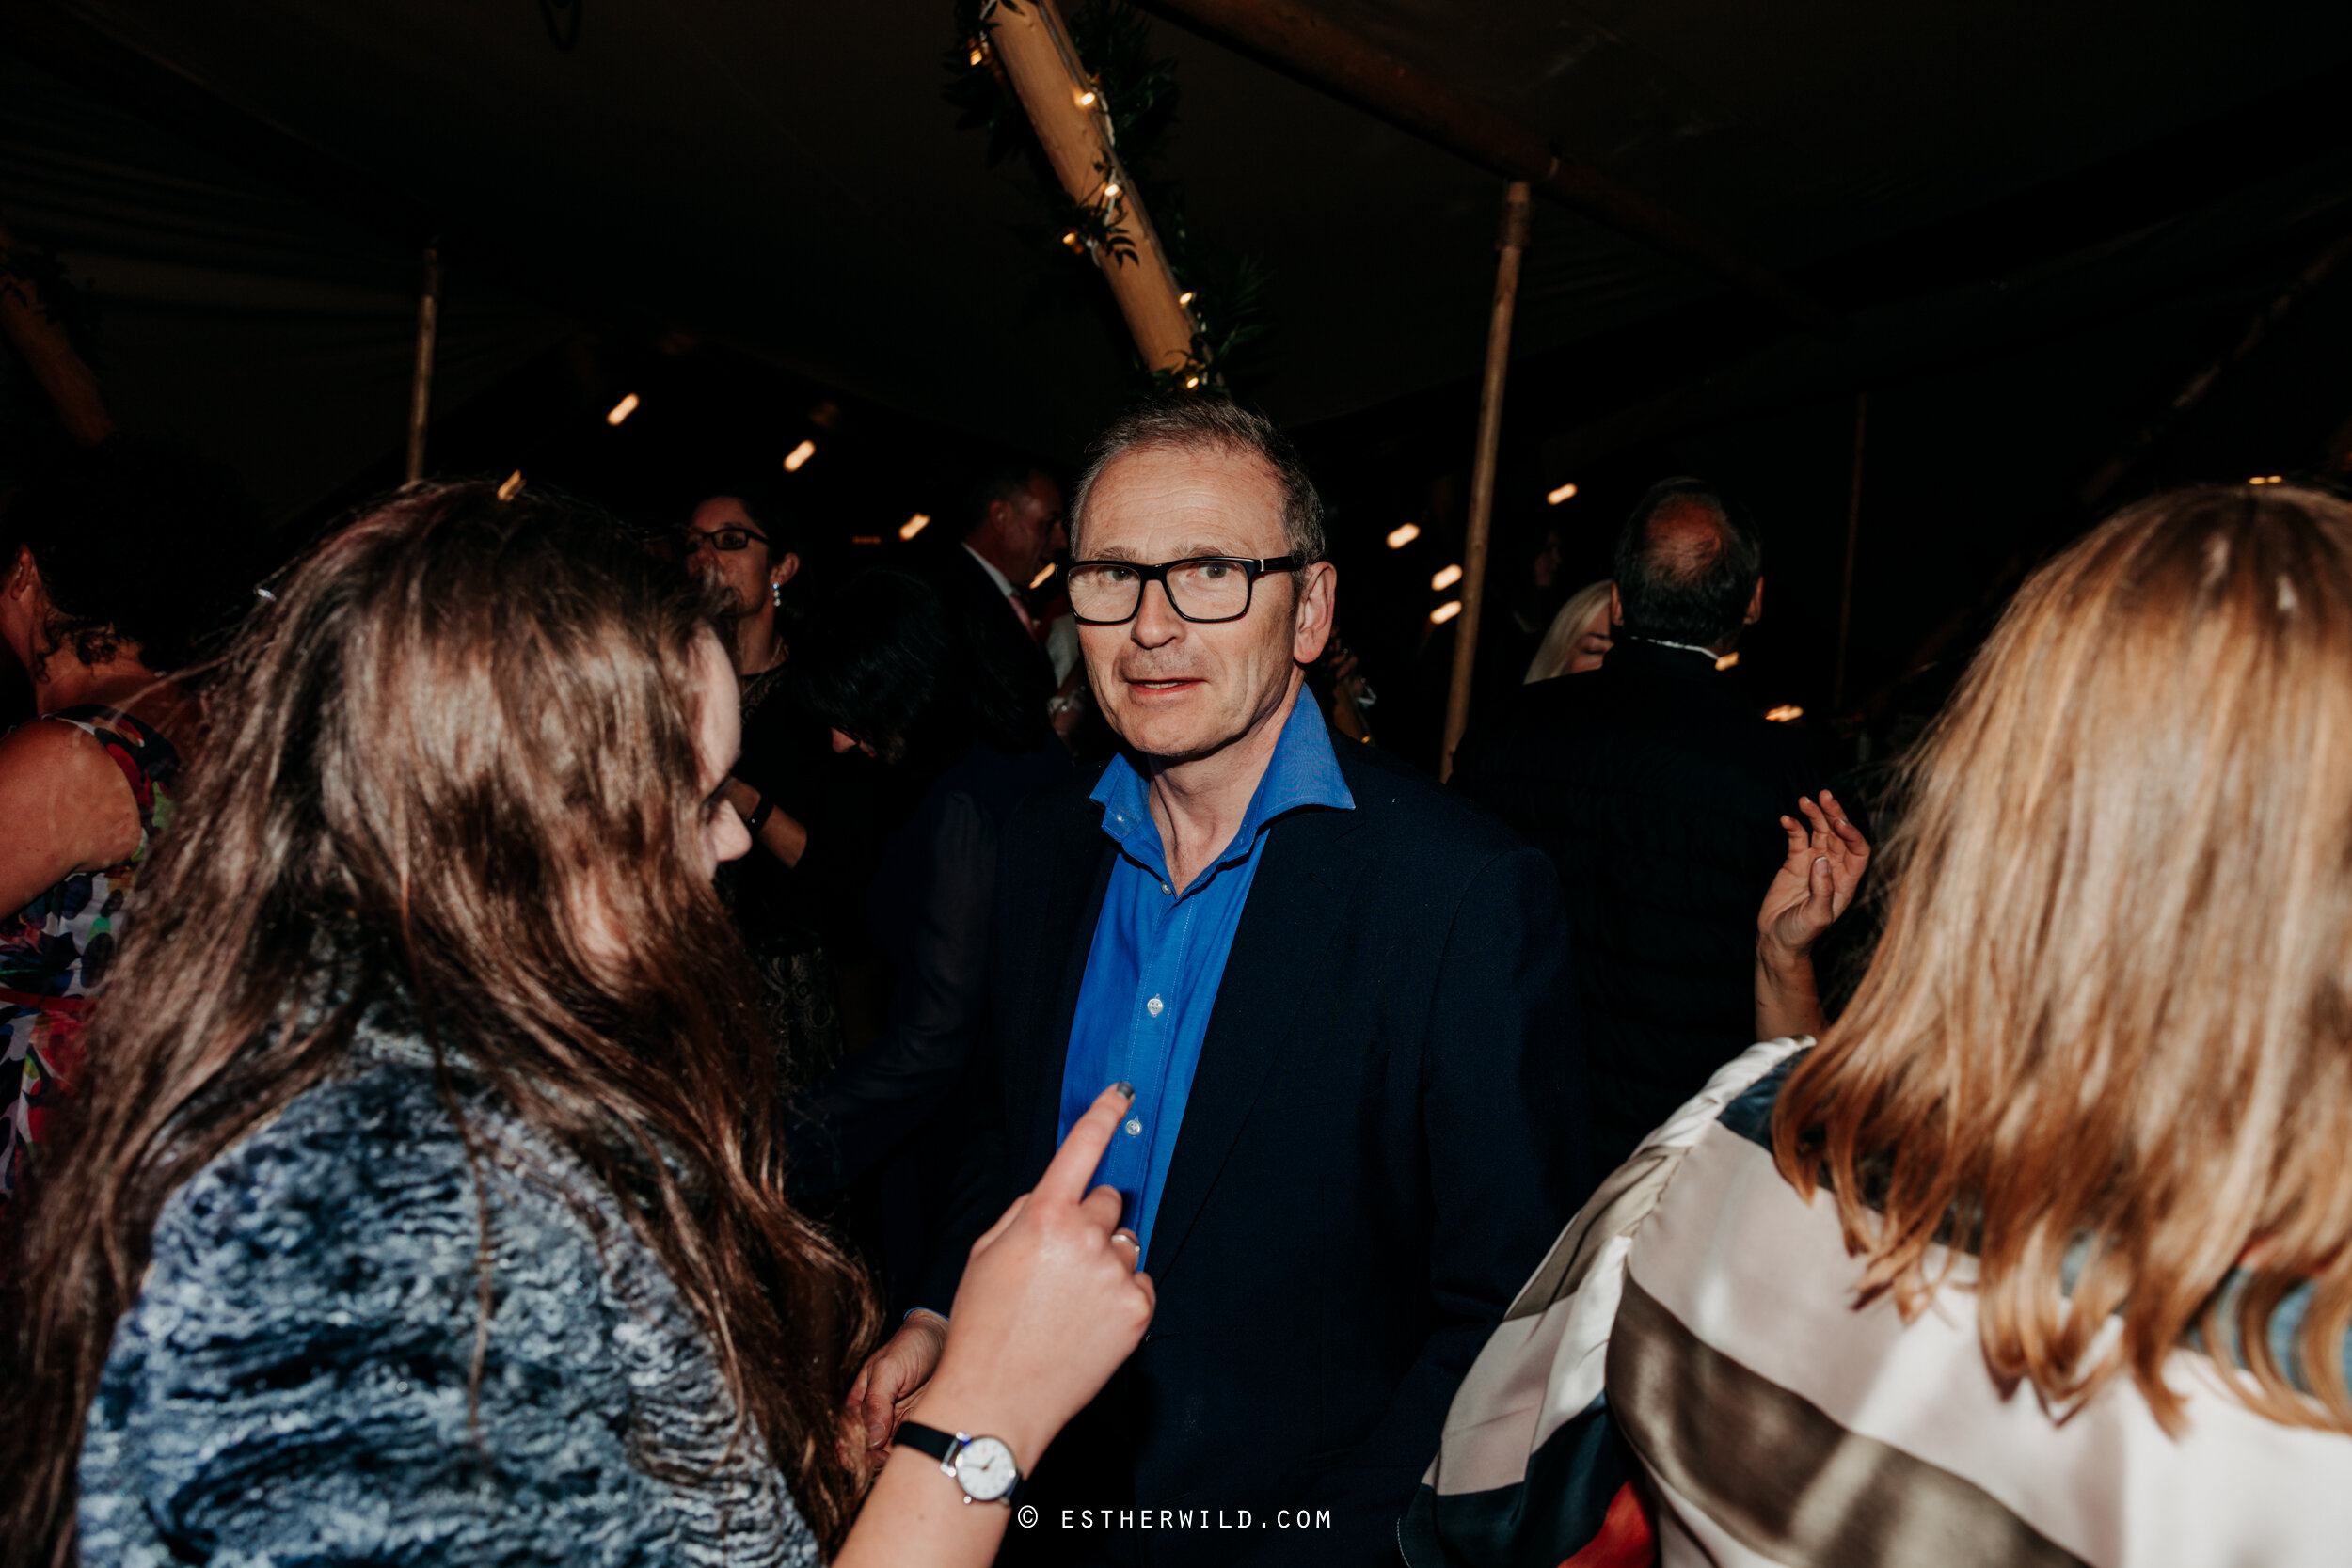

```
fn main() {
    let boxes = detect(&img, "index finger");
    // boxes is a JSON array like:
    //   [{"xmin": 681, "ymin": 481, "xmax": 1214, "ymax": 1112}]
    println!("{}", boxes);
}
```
[{"xmin": 1035, "ymin": 1082, "xmax": 1136, "ymax": 1206}]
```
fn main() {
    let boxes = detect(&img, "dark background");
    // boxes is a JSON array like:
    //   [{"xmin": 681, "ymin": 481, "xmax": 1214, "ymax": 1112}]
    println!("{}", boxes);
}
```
[{"xmin": 5, "ymin": 0, "xmax": 2351, "ymax": 768}]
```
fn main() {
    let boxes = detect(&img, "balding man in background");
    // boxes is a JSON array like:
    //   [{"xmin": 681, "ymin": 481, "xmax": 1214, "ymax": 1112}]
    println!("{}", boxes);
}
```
[{"xmin": 1454, "ymin": 478, "xmax": 1824, "ymax": 1174}]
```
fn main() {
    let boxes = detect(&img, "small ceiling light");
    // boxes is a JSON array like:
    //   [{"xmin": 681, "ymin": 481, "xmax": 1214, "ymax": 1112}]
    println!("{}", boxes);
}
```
[
  {"xmin": 1029, "ymin": 562, "xmax": 1057, "ymax": 589},
  {"xmin": 783, "ymin": 439, "xmax": 816, "ymax": 473},
  {"xmin": 1547, "ymin": 482, "xmax": 1579, "ymax": 505},
  {"xmin": 1077, "ymin": 89, "xmax": 1098, "ymax": 107},
  {"xmin": 1715, "ymin": 651, "xmax": 1740, "ymax": 672},
  {"xmin": 851, "ymin": 534, "xmax": 882, "ymax": 546},
  {"xmin": 1431, "ymin": 563, "xmax": 1463, "ymax": 591},
  {"xmin": 605, "ymin": 392, "xmax": 640, "ymax": 426},
  {"xmin": 1386, "ymin": 522, "xmax": 1422, "ymax": 550},
  {"xmin": 496, "ymin": 470, "xmax": 525, "ymax": 502},
  {"xmin": 1765, "ymin": 704, "xmax": 1804, "ymax": 722},
  {"xmin": 1430, "ymin": 600, "xmax": 1463, "ymax": 625},
  {"xmin": 1178, "ymin": 291, "xmax": 1195, "ymax": 306},
  {"xmin": 898, "ymin": 513, "xmax": 930, "ymax": 541}
]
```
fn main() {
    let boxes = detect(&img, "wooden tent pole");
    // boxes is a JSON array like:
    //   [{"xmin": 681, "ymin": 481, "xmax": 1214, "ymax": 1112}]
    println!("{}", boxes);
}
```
[
  {"xmin": 1832, "ymin": 391, "xmax": 1867, "ymax": 713},
  {"xmin": 1439, "ymin": 180, "xmax": 1533, "ymax": 783},
  {"xmin": 405, "ymin": 244, "xmax": 439, "ymax": 484},
  {"xmin": 983, "ymin": 0, "xmax": 1198, "ymax": 375}
]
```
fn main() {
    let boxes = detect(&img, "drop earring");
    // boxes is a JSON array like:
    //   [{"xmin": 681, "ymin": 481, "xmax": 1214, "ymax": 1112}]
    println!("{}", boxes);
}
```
[{"xmin": 771, "ymin": 580, "xmax": 784, "ymax": 609}]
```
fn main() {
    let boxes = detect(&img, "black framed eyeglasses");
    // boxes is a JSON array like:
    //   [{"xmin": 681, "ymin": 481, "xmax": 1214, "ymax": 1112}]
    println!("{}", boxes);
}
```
[
  {"xmin": 1066, "ymin": 555, "xmax": 1305, "ymax": 626},
  {"xmin": 680, "ymin": 525, "xmax": 770, "ymax": 553}
]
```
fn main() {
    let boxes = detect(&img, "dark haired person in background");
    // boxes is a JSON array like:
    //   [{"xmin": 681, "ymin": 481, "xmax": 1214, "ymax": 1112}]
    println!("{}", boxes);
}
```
[
  {"xmin": 790, "ymin": 568, "xmax": 1069, "ymax": 1307},
  {"xmin": 926, "ymin": 460, "xmax": 1064, "ymax": 715},
  {"xmin": 0, "ymin": 436, "xmax": 245, "ymax": 1217},
  {"xmin": 680, "ymin": 482, "xmax": 866, "ymax": 1089},
  {"xmin": 1454, "ymin": 477, "xmax": 1826, "ymax": 1173}
]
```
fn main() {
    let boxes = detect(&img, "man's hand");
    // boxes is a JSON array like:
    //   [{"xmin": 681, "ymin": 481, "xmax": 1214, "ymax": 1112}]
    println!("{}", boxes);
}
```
[{"xmin": 843, "ymin": 1308, "xmax": 948, "ymax": 1465}]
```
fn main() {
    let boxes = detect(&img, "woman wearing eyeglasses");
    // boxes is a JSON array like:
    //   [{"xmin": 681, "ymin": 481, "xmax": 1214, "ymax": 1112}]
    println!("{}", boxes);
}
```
[{"xmin": 680, "ymin": 483, "xmax": 865, "ymax": 1094}]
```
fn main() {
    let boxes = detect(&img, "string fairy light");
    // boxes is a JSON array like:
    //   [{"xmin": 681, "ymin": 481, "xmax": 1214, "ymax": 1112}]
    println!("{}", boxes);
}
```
[
  {"xmin": 1546, "ymin": 482, "xmax": 1579, "ymax": 505},
  {"xmin": 1430, "ymin": 600, "xmax": 1463, "ymax": 625},
  {"xmin": 496, "ymin": 470, "xmax": 525, "ymax": 502},
  {"xmin": 899, "ymin": 513, "xmax": 931, "ymax": 541},
  {"xmin": 783, "ymin": 439, "xmax": 816, "ymax": 473},
  {"xmin": 1765, "ymin": 704, "xmax": 1804, "ymax": 721},
  {"xmin": 1030, "ymin": 562, "xmax": 1057, "ymax": 589},
  {"xmin": 1386, "ymin": 522, "xmax": 1422, "ymax": 549},
  {"xmin": 1430, "ymin": 563, "xmax": 1463, "ymax": 591},
  {"xmin": 1714, "ymin": 651, "xmax": 1740, "ymax": 672},
  {"xmin": 605, "ymin": 393, "xmax": 639, "ymax": 426}
]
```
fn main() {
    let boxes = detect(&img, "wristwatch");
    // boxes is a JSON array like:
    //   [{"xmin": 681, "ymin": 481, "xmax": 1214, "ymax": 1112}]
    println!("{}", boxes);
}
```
[{"xmin": 895, "ymin": 1421, "xmax": 1023, "ymax": 1505}]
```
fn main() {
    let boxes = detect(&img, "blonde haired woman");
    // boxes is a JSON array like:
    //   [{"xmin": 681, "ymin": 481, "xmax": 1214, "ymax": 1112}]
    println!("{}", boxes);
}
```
[
  {"xmin": 1524, "ymin": 578, "xmax": 1614, "ymax": 682},
  {"xmin": 1412, "ymin": 483, "xmax": 2352, "ymax": 1567}
]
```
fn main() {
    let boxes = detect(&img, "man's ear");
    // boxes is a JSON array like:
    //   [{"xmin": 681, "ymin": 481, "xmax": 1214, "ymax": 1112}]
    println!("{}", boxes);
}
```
[
  {"xmin": 772, "ymin": 551, "xmax": 802, "ymax": 590},
  {"xmin": 1745, "ymin": 578, "xmax": 1765, "ymax": 626},
  {"xmin": 5, "ymin": 545, "xmax": 41, "ymax": 603},
  {"xmin": 978, "ymin": 499, "xmax": 1010, "ymax": 544},
  {"xmin": 1292, "ymin": 561, "xmax": 1338, "ymax": 664}
]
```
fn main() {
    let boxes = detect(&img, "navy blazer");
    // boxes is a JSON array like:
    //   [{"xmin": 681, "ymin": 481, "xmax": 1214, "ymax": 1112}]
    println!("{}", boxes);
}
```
[{"xmin": 923, "ymin": 729, "xmax": 1588, "ymax": 1567}]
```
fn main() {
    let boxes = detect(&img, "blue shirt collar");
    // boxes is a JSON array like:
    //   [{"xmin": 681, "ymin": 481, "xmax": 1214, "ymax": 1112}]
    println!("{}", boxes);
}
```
[{"xmin": 1090, "ymin": 691, "xmax": 1356, "ymax": 892}]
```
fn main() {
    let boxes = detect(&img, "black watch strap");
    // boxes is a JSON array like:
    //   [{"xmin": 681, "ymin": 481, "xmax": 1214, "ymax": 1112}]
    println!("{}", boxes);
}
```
[
  {"xmin": 896, "ymin": 1421, "xmax": 1026, "ymax": 1506},
  {"xmin": 894, "ymin": 1421, "xmax": 955, "ymax": 1465},
  {"xmin": 741, "ymin": 791, "xmax": 775, "ymax": 837}
]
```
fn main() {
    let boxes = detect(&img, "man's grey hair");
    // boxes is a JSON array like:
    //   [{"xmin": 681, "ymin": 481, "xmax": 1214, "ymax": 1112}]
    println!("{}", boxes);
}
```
[{"xmin": 1067, "ymin": 399, "xmax": 1327, "ymax": 564}]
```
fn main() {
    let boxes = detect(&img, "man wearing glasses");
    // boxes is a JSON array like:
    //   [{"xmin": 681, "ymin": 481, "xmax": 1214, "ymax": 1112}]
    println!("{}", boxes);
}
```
[{"xmin": 850, "ymin": 400, "xmax": 1589, "ymax": 1565}]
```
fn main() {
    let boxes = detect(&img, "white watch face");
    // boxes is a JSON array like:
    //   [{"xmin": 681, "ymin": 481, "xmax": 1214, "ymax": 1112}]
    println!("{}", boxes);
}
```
[{"xmin": 953, "ymin": 1434, "xmax": 1019, "ymax": 1502}]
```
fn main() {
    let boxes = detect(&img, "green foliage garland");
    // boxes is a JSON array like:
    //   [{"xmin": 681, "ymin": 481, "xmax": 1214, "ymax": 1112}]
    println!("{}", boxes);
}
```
[{"xmin": 945, "ymin": 0, "xmax": 1271, "ymax": 394}]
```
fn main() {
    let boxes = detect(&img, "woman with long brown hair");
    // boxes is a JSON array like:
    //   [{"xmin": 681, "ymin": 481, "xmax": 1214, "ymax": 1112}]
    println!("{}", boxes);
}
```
[
  {"xmin": 1411, "ymin": 483, "xmax": 2352, "ymax": 1568},
  {"xmin": 3, "ymin": 481, "xmax": 1151, "ymax": 1566}
]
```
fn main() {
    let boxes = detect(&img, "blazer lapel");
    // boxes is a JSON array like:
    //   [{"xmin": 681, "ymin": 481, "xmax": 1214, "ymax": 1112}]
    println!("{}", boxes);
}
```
[
  {"xmin": 1140, "ymin": 801, "xmax": 1369, "ymax": 1282},
  {"xmin": 1015, "ymin": 800, "xmax": 1118, "ymax": 1185}
]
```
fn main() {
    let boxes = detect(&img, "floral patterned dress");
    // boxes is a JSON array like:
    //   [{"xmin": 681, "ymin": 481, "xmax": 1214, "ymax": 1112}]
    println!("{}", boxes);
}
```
[{"xmin": 0, "ymin": 706, "xmax": 181, "ymax": 1215}]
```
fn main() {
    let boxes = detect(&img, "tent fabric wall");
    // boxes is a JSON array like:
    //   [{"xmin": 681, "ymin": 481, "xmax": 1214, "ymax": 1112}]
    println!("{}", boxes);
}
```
[{"xmin": 0, "ymin": 50, "xmax": 561, "ymax": 519}]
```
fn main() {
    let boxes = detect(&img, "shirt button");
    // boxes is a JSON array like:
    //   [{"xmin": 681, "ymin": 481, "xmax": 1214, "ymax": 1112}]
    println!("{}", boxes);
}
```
[
  {"xmin": 1161, "ymin": 880, "xmax": 1173, "ymax": 895},
  {"xmin": 1124, "ymin": 1118, "xmax": 1144, "ymax": 1136},
  {"xmin": 1146, "ymin": 995, "xmax": 1165, "ymax": 1017}
]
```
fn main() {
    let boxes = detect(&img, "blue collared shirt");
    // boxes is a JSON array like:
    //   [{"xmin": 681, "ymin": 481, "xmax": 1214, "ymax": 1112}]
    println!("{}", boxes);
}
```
[{"xmin": 1057, "ymin": 696, "xmax": 1356, "ymax": 1260}]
